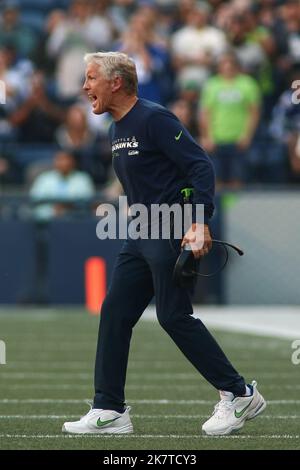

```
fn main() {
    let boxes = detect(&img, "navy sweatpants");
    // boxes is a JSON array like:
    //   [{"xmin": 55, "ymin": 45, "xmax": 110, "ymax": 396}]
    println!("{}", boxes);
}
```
[{"xmin": 93, "ymin": 236, "xmax": 245, "ymax": 412}]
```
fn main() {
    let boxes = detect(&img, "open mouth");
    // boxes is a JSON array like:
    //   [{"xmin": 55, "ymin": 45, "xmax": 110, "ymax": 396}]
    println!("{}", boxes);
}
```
[{"xmin": 88, "ymin": 94, "xmax": 98, "ymax": 107}]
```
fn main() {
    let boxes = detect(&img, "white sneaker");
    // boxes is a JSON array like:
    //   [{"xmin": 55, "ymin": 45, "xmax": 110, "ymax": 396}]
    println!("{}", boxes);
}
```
[
  {"xmin": 62, "ymin": 406, "xmax": 133, "ymax": 434},
  {"xmin": 202, "ymin": 380, "xmax": 266, "ymax": 436}
]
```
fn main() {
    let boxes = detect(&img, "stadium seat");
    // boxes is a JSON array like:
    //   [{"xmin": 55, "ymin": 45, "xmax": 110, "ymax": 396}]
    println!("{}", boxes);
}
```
[
  {"xmin": 8, "ymin": 143, "xmax": 59, "ymax": 166},
  {"xmin": 20, "ymin": 11, "xmax": 46, "ymax": 34}
]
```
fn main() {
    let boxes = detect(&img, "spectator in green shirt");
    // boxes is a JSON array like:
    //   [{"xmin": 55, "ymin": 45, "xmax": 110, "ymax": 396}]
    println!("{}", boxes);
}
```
[{"xmin": 200, "ymin": 52, "xmax": 261, "ymax": 189}]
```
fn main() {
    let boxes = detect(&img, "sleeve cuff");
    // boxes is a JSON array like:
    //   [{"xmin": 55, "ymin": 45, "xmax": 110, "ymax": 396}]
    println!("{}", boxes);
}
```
[{"xmin": 191, "ymin": 205, "xmax": 211, "ymax": 225}]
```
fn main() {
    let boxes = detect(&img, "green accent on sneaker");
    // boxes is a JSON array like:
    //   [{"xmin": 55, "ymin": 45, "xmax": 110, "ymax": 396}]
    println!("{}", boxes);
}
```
[
  {"xmin": 175, "ymin": 130, "xmax": 183, "ymax": 141},
  {"xmin": 234, "ymin": 398, "xmax": 254, "ymax": 419},
  {"xmin": 96, "ymin": 416, "xmax": 120, "ymax": 427}
]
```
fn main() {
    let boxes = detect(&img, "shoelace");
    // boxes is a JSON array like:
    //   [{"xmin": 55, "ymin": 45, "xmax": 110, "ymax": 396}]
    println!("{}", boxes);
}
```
[
  {"xmin": 213, "ymin": 400, "xmax": 234, "ymax": 419},
  {"xmin": 79, "ymin": 400, "xmax": 95, "ymax": 420},
  {"xmin": 84, "ymin": 399, "xmax": 93, "ymax": 409}
]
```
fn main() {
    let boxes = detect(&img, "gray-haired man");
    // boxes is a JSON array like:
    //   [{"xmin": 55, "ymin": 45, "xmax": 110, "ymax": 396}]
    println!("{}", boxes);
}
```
[{"xmin": 63, "ymin": 52, "xmax": 266, "ymax": 436}]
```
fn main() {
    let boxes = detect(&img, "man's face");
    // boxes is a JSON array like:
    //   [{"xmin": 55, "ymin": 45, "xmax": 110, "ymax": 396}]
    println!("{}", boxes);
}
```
[
  {"xmin": 219, "ymin": 57, "xmax": 237, "ymax": 77},
  {"xmin": 187, "ymin": 8, "xmax": 207, "ymax": 28},
  {"xmin": 54, "ymin": 152, "xmax": 76, "ymax": 176},
  {"xmin": 83, "ymin": 62, "xmax": 112, "ymax": 115},
  {"xmin": 3, "ymin": 8, "xmax": 19, "ymax": 27}
]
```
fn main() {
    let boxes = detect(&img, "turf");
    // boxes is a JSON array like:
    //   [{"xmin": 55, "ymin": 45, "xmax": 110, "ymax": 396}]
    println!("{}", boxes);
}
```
[{"xmin": 0, "ymin": 308, "xmax": 299, "ymax": 450}]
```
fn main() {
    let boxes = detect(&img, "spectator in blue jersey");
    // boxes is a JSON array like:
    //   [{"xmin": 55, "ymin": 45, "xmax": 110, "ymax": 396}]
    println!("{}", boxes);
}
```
[{"xmin": 62, "ymin": 52, "xmax": 266, "ymax": 437}]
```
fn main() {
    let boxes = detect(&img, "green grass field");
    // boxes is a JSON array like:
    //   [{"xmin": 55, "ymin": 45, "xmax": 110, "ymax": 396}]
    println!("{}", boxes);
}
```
[{"xmin": 0, "ymin": 308, "xmax": 299, "ymax": 450}]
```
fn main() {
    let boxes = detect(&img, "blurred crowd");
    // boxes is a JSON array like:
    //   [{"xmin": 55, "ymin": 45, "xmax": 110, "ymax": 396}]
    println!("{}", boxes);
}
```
[{"xmin": 1, "ymin": 0, "xmax": 300, "ymax": 197}]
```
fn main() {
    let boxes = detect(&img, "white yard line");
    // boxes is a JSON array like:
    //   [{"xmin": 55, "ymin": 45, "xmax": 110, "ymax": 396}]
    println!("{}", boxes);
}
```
[
  {"xmin": 8, "ymin": 384, "xmax": 91, "ymax": 390},
  {"xmin": 0, "ymin": 399, "xmax": 299, "ymax": 405},
  {"xmin": 2, "ymin": 306, "xmax": 299, "ymax": 339},
  {"xmin": 0, "ymin": 373, "xmax": 91, "ymax": 379},
  {"xmin": 0, "ymin": 434, "xmax": 299, "ymax": 440},
  {"xmin": 1, "ymin": 372, "xmax": 298, "ymax": 381},
  {"xmin": 4, "ymin": 361, "xmax": 186, "ymax": 370},
  {"xmin": 6, "ymin": 362, "xmax": 92, "ymax": 369},
  {"xmin": 1, "ymin": 373, "xmax": 298, "ymax": 384},
  {"xmin": 143, "ymin": 306, "xmax": 300, "ymax": 340},
  {"xmin": 0, "ymin": 414, "xmax": 298, "ymax": 420},
  {"xmin": 4, "ymin": 384, "xmax": 300, "ymax": 391}
]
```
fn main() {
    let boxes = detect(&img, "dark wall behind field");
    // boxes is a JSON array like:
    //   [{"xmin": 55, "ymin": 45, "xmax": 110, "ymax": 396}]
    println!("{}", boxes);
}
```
[{"xmin": 0, "ymin": 213, "xmax": 222, "ymax": 305}]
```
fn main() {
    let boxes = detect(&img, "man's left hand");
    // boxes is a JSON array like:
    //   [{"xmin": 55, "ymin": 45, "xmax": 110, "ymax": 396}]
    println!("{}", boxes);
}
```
[{"xmin": 181, "ymin": 223, "xmax": 212, "ymax": 259}]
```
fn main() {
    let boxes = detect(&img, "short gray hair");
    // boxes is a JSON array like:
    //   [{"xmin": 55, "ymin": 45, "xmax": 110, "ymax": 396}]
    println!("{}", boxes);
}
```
[{"xmin": 84, "ymin": 52, "xmax": 138, "ymax": 95}]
